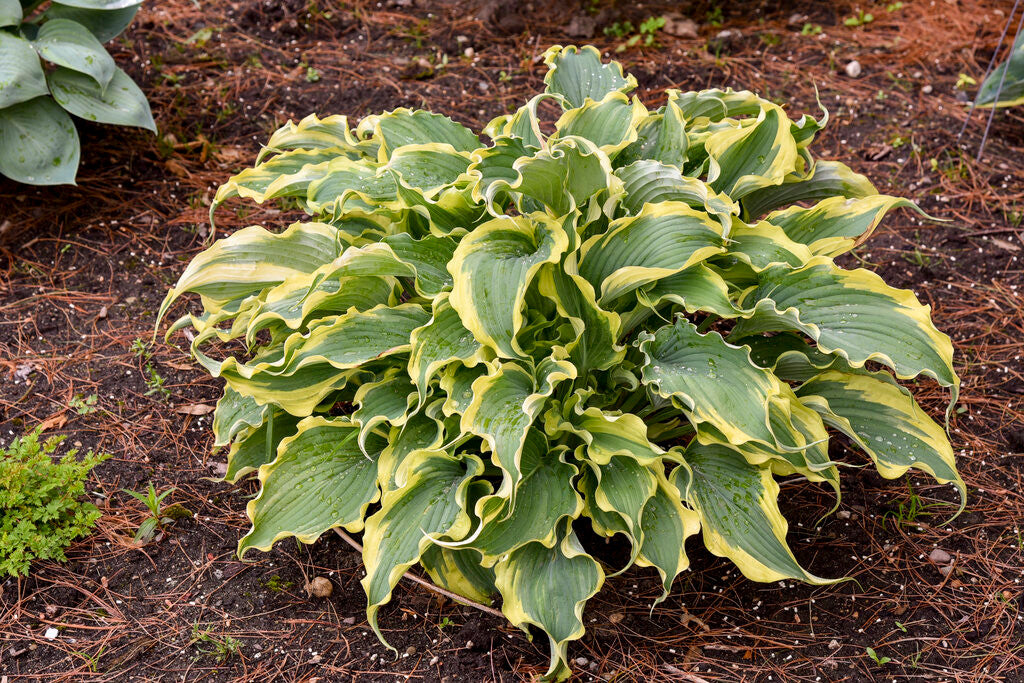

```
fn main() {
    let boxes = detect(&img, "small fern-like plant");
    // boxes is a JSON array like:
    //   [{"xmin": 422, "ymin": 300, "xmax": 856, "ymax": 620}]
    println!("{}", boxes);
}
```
[
  {"xmin": 162, "ymin": 45, "xmax": 963, "ymax": 680},
  {"xmin": 0, "ymin": 428, "xmax": 108, "ymax": 577}
]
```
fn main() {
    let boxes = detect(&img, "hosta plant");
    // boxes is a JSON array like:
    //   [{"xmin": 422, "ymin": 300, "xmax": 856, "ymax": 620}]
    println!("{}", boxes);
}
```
[
  {"xmin": 975, "ymin": 27, "xmax": 1024, "ymax": 108},
  {"xmin": 162, "ymin": 45, "xmax": 964, "ymax": 680},
  {"xmin": 0, "ymin": 0, "xmax": 154, "ymax": 185}
]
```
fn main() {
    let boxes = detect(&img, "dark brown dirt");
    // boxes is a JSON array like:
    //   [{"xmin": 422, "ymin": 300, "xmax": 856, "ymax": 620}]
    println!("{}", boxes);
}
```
[{"xmin": 2, "ymin": 1, "xmax": 1023, "ymax": 681}]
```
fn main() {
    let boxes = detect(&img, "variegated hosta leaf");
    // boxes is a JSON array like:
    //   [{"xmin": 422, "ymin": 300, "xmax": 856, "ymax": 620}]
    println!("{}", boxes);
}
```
[
  {"xmin": 731, "ymin": 257, "xmax": 958, "ymax": 394},
  {"xmin": 165, "ymin": 44, "xmax": 963, "ymax": 681},
  {"xmin": 238, "ymin": 418, "xmax": 383, "ymax": 556},
  {"xmin": 797, "ymin": 371, "xmax": 966, "ymax": 511},
  {"xmin": 678, "ymin": 442, "xmax": 835, "ymax": 584},
  {"xmin": 362, "ymin": 450, "xmax": 482, "ymax": 647},
  {"xmin": 494, "ymin": 524, "xmax": 604, "ymax": 681}
]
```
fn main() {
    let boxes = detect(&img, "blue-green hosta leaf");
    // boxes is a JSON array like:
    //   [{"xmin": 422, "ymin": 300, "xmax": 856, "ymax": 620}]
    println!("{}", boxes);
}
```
[
  {"xmin": 32, "ymin": 18, "xmax": 116, "ymax": 88},
  {"xmin": 765, "ymin": 195, "xmax": 924, "ymax": 257},
  {"xmin": 542, "ymin": 44, "xmax": 637, "ymax": 109},
  {"xmin": 741, "ymin": 159, "xmax": 877, "ymax": 219},
  {"xmin": 614, "ymin": 160, "xmax": 738, "ymax": 231},
  {"xmin": 1, "ymin": 0, "xmax": 22, "ymax": 26},
  {"xmin": 0, "ymin": 33, "xmax": 49, "ymax": 107},
  {"xmin": 440, "ymin": 363, "xmax": 487, "ymax": 417},
  {"xmin": 731, "ymin": 257, "xmax": 958, "ymax": 393},
  {"xmin": 678, "ymin": 442, "xmax": 834, "ymax": 584},
  {"xmin": 212, "ymin": 148, "xmax": 347, "ymax": 214},
  {"xmin": 258, "ymin": 113, "xmax": 359, "ymax": 161},
  {"xmin": 578, "ymin": 201, "xmax": 727, "ymax": 303},
  {"xmin": 377, "ymin": 406, "xmax": 446, "ymax": 493},
  {"xmin": 636, "ymin": 469, "xmax": 700, "ymax": 602},
  {"xmin": 615, "ymin": 95, "xmax": 688, "ymax": 168},
  {"xmin": 502, "ymin": 137, "xmax": 617, "ymax": 218},
  {"xmin": 470, "ymin": 429, "xmax": 581, "ymax": 565},
  {"xmin": 359, "ymin": 107, "xmax": 479, "ymax": 158},
  {"xmin": 44, "ymin": 2, "xmax": 141, "ymax": 42},
  {"xmin": 305, "ymin": 156, "xmax": 396, "ymax": 214},
  {"xmin": 47, "ymin": 0, "xmax": 141, "ymax": 9},
  {"xmin": 420, "ymin": 545, "xmax": 497, "ymax": 604},
  {"xmin": 408, "ymin": 295, "xmax": 486, "ymax": 408},
  {"xmin": 467, "ymin": 135, "xmax": 535, "ymax": 214},
  {"xmin": 798, "ymin": 371, "xmax": 965, "ymax": 512},
  {"xmin": 212, "ymin": 385, "xmax": 267, "ymax": 447},
  {"xmin": 448, "ymin": 213, "xmax": 569, "ymax": 358},
  {"xmin": 47, "ymin": 65, "xmax": 155, "ymax": 131},
  {"xmin": 353, "ymin": 371, "xmax": 417, "ymax": 452},
  {"xmin": 724, "ymin": 219, "xmax": 814, "ymax": 270},
  {"xmin": 482, "ymin": 92, "xmax": 555, "ymax": 147},
  {"xmin": 362, "ymin": 450, "xmax": 482, "ymax": 648},
  {"xmin": 537, "ymin": 266, "xmax": 624, "ymax": 373},
  {"xmin": 638, "ymin": 316, "xmax": 792, "ymax": 449},
  {"xmin": 629, "ymin": 264, "xmax": 740, "ymax": 331},
  {"xmin": 385, "ymin": 142, "xmax": 471, "ymax": 193},
  {"xmin": 706, "ymin": 102, "xmax": 799, "ymax": 199},
  {"xmin": 238, "ymin": 418, "xmax": 384, "ymax": 556},
  {"xmin": 585, "ymin": 455, "xmax": 656, "ymax": 571},
  {"xmin": 550, "ymin": 91, "xmax": 646, "ymax": 155},
  {"xmin": 223, "ymin": 409, "xmax": 301, "ymax": 483},
  {"xmin": 559, "ymin": 405, "xmax": 662, "ymax": 464},
  {"xmin": 0, "ymin": 96, "xmax": 80, "ymax": 185},
  {"xmin": 462, "ymin": 357, "xmax": 575, "ymax": 500},
  {"xmin": 744, "ymin": 331, "xmax": 903, "ymax": 386},
  {"xmin": 381, "ymin": 233, "xmax": 457, "ymax": 296},
  {"xmin": 975, "ymin": 29, "xmax": 1024, "ymax": 108},
  {"xmin": 673, "ymin": 87, "xmax": 764, "ymax": 122},
  {"xmin": 494, "ymin": 525, "xmax": 604, "ymax": 681},
  {"xmin": 161, "ymin": 222, "xmax": 341, "ymax": 318}
]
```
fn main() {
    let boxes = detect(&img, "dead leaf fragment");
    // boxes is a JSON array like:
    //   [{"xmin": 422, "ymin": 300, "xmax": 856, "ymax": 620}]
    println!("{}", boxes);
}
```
[
  {"xmin": 991, "ymin": 237, "xmax": 1020, "ymax": 252},
  {"xmin": 174, "ymin": 403, "xmax": 215, "ymax": 415},
  {"xmin": 39, "ymin": 412, "xmax": 67, "ymax": 432}
]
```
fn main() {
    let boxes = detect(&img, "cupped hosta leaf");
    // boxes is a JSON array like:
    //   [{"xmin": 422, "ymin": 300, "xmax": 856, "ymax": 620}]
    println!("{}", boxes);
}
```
[
  {"xmin": 161, "ymin": 222, "xmax": 341, "ymax": 318},
  {"xmin": 542, "ymin": 44, "xmax": 637, "ymax": 108},
  {"xmin": 732, "ymin": 257, "xmax": 958, "ymax": 393},
  {"xmin": 975, "ymin": 29, "xmax": 1024, "ymax": 108},
  {"xmin": 408, "ymin": 295, "xmax": 485, "ymax": 407},
  {"xmin": 0, "ymin": 33, "xmax": 49, "ymax": 108},
  {"xmin": 0, "ymin": 96, "xmax": 80, "ymax": 185},
  {"xmin": 420, "ymin": 545, "xmax": 497, "ymax": 604},
  {"xmin": 258, "ymin": 113, "xmax": 359, "ymax": 161},
  {"xmin": 636, "ymin": 469, "xmax": 700, "ymax": 602},
  {"xmin": 550, "ymin": 91, "xmax": 646, "ymax": 154},
  {"xmin": 470, "ymin": 429, "xmax": 581, "ymax": 564},
  {"xmin": 765, "ymin": 195, "xmax": 924, "ymax": 257},
  {"xmin": 359, "ymin": 107, "xmax": 479, "ymax": 158},
  {"xmin": 741, "ymin": 159, "xmax": 876, "ymax": 219},
  {"xmin": 1, "ymin": 0, "xmax": 22, "ymax": 26},
  {"xmin": 706, "ymin": 102, "xmax": 799, "ymax": 199},
  {"xmin": 798, "ymin": 371, "xmax": 965, "ymax": 512},
  {"xmin": 44, "ymin": 2, "xmax": 141, "ymax": 42},
  {"xmin": 238, "ymin": 418, "xmax": 383, "ymax": 556},
  {"xmin": 638, "ymin": 316, "xmax": 791, "ymax": 449},
  {"xmin": 495, "ymin": 524, "xmax": 604, "ymax": 681},
  {"xmin": 32, "ymin": 18, "xmax": 116, "ymax": 88},
  {"xmin": 449, "ymin": 213, "xmax": 569, "ymax": 358},
  {"xmin": 679, "ymin": 442, "xmax": 835, "ymax": 584},
  {"xmin": 47, "ymin": 65, "xmax": 155, "ymax": 131},
  {"xmin": 362, "ymin": 450, "xmax": 481, "ymax": 647},
  {"xmin": 164, "ymin": 45, "xmax": 964, "ymax": 680},
  {"xmin": 578, "ymin": 201, "xmax": 727, "ymax": 303}
]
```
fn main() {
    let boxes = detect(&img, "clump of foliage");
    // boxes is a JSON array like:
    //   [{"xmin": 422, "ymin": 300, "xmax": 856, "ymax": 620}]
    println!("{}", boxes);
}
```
[
  {"xmin": 0, "ymin": 428, "xmax": 108, "ymax": 577},
  {"xmin": 0, "ymin": 0, "xmax": 154, "ymax": 185},
  {"xmin": 162, "ymin": 45, "xmax": 964, "ymax": 680},
  {"xmin": 975, "ymin": 28, "xmax": 1024, "ymax": 108}
]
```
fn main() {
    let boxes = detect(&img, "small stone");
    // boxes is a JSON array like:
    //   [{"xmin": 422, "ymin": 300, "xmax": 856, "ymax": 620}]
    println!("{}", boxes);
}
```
[
  {"xmin": 305, "ymin": 576, "xmax": 333, "ymax": 598},
  {"xmin": 929, "ymin": 548, "xmax": 952, "ymax": 564},
  {"xmin": 608, "ymin": 612, "xmax": 624, "ymax": 624},
  {"xmin": 663, "ymin": 15, "xmax": 699, "ymax": 38},
  {"xmin": 463, "ymin": 47, "xmax": 475, "ymax": 58},
  {"xmin": 922, "ymin": 84, "xmax": 933, "ymax": 94},
  {"xmin": 939, "ymin": 565, "xmax": 954, "ymax": 577},
  {"xmin": 575, "ymin": 657, "xmax": 589, "ymax": 666},
  {"xmin": 845, "ymin": 60, "xmax": 862, "ymax": 78},
  {"xmin": 566, "ymin": 14, "xmax": 598, "ymax": 38},
  {"xmin": 44, "ymin": 627, "xmax": 59, "ymax": 640},
  {"xmin": 465, "ymin": 640, "xmax": 473, "ymax": 649},
  {"xmin": 429, "ymin": 656, "xmax": 439, "ymax": 665},
  {"xmin": 836, "ymin": 510, "xmax": 851, "ymax": 519},
  {"xmin": 341, "ymin": 616, "xmax": 356, "ymax": 625},
  {"xmin": 828, "ymin": 639, "xmax": 840, "ymax": 650},
  {"xmin": 406, "ymin": 646, "xmax": 417, "ymax": 656}
]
